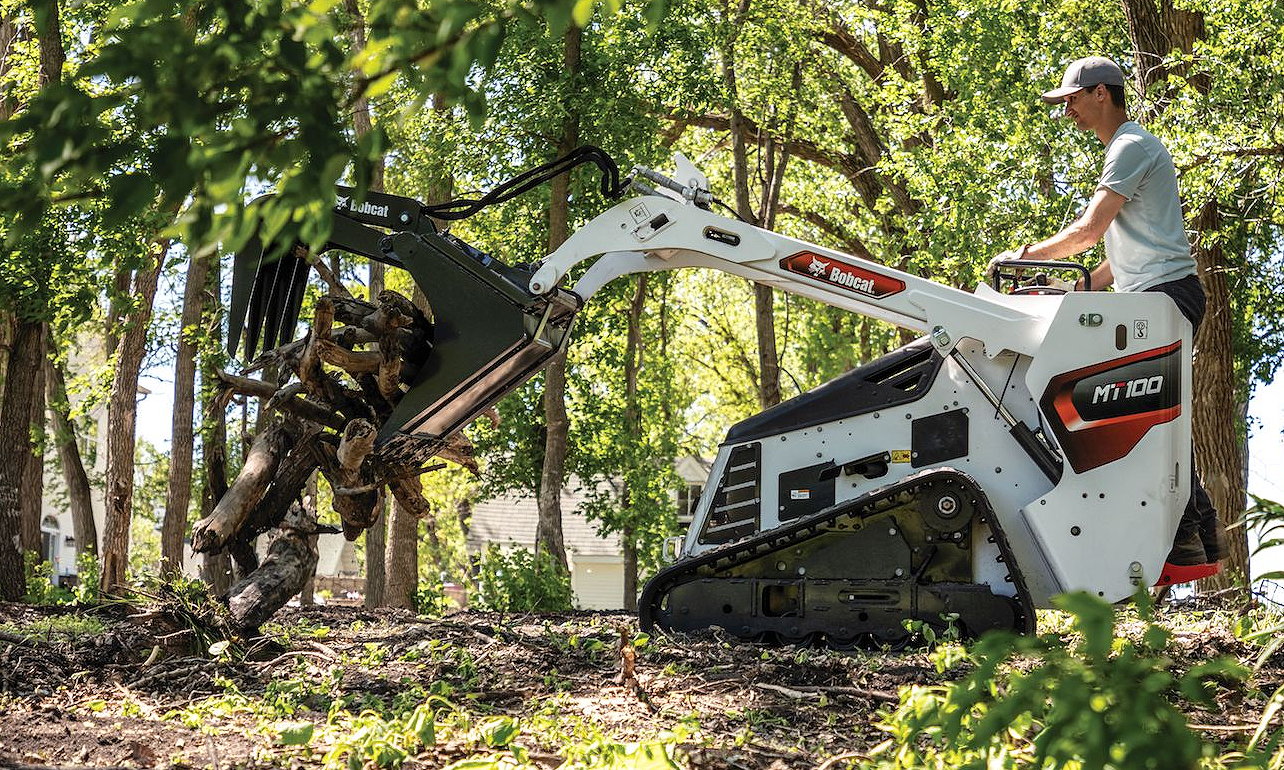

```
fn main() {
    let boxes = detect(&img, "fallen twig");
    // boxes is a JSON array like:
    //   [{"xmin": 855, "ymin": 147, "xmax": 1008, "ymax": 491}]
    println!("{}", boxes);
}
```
[{"xmin": 815, "ymin": 751, "xmax": 874, "ymax": 770}]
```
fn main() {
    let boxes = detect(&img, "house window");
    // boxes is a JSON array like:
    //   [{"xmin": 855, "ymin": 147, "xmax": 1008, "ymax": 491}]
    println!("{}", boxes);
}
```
[
  {"xmin": 677, "ymin": 484, "xmax": 703, "ymax": 524},
  {"xmin": 40, "ymin": 516, "xmax": 60, "ymax": 567}
]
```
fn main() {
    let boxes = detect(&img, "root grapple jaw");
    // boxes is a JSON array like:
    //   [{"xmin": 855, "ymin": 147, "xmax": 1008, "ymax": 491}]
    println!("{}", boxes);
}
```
[
  {"xmin": 228, "ymin": 187, "xmax": 420, "ymax": 361},
  {"xmin": 227, "ymin": 186, "xmax": 580, "ymax": 451},
  {"xmin": 378, "ymin": 231, "xmax": 580, "ymax": 445}
]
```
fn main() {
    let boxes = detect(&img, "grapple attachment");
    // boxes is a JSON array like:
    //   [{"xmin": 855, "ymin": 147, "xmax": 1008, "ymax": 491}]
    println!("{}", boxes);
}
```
[
  {"xmin": 378, "ymin": 230, "xmax": 580, "ymax": 445},
  {"xmin": 227, "ymin": 188, "xmax": 580, "ymax": 450}
]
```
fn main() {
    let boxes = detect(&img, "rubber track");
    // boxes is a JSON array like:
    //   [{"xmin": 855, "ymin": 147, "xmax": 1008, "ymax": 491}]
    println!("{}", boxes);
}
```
[{"xmin": 638, "ymin": 467, "xmax": 1036, "ymax": 639}]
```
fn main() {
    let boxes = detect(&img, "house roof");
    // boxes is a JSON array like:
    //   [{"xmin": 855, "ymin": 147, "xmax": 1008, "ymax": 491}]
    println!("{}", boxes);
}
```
[{"xmin": 467, "ymin": 482, "xmax": 623, "ymax": 558}]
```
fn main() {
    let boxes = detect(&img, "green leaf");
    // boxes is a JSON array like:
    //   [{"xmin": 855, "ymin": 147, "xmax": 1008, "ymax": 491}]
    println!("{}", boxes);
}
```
[
  {"xmin": 477, "ymin": 716, "xmax": 519, "ymax": 748},
  {"xmin": 572, "ymin": 0, "xmax": 596, "ymax": 26},
  {"xmin": 277, "ymin": 722, "xmax": 315, "ymax": 746}
]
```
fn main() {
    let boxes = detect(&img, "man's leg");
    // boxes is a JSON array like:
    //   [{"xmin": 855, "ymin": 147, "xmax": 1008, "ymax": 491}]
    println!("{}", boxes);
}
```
[
  {"xmin": 1192, "ymin": 464, "xmax": 1227, "ymax": 561},
  {"xmin": 1148, "ymin": 276, "xmax": 1219, "ymax": 564}
]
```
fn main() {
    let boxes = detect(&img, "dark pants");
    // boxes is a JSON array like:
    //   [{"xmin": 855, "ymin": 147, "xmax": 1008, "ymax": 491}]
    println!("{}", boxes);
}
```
[{"xmin": 1145, "ymin": 274, "xmax": 1221, "ymax": 560}]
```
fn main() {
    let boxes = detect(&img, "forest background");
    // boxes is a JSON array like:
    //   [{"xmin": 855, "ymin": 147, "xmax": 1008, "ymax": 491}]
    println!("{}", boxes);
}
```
[{"xmin": 0, "ymin": 0, "xmax": 1282, "ymax": 610}]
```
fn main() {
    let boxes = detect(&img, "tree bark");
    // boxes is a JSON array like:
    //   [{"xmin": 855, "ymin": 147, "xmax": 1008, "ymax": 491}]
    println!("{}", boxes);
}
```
[
  {"xmin": 385, "ymin": 494, "xmax": 418, "ymax": 610},
  {"xmin": 298, "ymin": 473, "xmax": 319, "ymax": 606},
  {"xmin": 225, "ymin": 500, "xmax": 318, "ymax": 631},
  {"xmin": 0, "ymin": 14, "xmax": 18, "ymax": 122},
  {"xmin": 0, "ymin": 321, "xmax": 45, "ymax": 599},
  {"xmin": 720, "ymin": 2, "xmax": 782, "ymax": 409},
  {"xmin": 621, "ymin": 276, "xmax": 647, "ymax": 611},
  {"xmin": 45, "ymin": 342, "xmax": 97, "ymax": 557},
  {"xmin": 19, "ymin": 328, "xmax": 47, "ymax": 556},
  {"xmin": 162, "ymin": 248, "xmax": 213, "ymax": 574},
  {"xmin": 199, "ymin": 256, "xmax": 232, "ymax": 595},
  {"xmin": 1119, "ymin": 0, "xmax": 1246, "ymax": 588},
  {"xmin": 535, "ymin": 23, "xmax": 581, "ymax": 573},
  {"xmin": 1190, "ymin": 201, "xmax": 1246, "ymax": 588},
  {"xmin": 100, "ymin": 244, "xmax": 165, "ymax": 595},
  {"xmin": 363, "ymin": 272, "xmax": 388, "ymax": 607}
]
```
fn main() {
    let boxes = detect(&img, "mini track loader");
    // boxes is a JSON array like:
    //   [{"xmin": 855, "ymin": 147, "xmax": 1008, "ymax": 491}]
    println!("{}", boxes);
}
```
[{"xmin": 230, "ymin": 148, "xmax": 1218, "ymax": 645}]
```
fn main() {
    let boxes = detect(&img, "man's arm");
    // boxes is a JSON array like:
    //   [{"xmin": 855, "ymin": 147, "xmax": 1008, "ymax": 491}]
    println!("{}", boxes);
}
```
[
  {"xmin": 1024, "ymin": 187, "xmax": 1125, "ymax": 260},
  {"xmin": 1081, "ymin": 259, "xmax": 1113, "ymax": 291},
  {"xmin": 988, "ymin": 187, "xmax": 1126, "ymax": 287}
]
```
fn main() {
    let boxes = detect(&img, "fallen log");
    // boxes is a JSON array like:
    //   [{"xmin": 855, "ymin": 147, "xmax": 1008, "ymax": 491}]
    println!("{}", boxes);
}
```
[
  {"xmin": 190, "ymin": 422, "xmax": 289, "ymax": 554},
  {"xmin": 194, "ymin": 278, "xmax": 475, "ymax": 631},
  {"xmin": 226, "ymin": 501, "xmax": 320, "ymax": 631}
]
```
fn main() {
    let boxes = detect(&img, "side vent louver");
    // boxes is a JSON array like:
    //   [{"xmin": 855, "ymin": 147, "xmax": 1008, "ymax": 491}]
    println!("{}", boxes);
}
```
[{"xmin": 698, "ymin": 443, "xmax": 762, "ymax": 545}]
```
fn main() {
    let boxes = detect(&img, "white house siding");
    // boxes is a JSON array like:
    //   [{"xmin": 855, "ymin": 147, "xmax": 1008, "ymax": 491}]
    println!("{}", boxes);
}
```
[
  {"xmin": 569, "ymin": 555, "xmax": 625, "ymax": 610},
  {"xmin": 467, "ymin": 481, "xmax": 626, "ymax": 610}
]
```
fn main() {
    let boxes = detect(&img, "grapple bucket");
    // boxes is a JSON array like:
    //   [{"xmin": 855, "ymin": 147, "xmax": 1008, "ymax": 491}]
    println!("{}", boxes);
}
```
[
  {"xmin": 227, "ymin": 187, "xmax": 580, "ymax": 453},
  {"xmin": 378, "ymin": 230, "xmax": 580, "ymax": 445}
]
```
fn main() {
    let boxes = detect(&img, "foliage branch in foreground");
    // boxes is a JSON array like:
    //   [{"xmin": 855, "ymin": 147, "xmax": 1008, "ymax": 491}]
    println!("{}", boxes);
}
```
[
  {"xmin": 870, "ymin": 591, "xmax": 1247, "ymax": 769},
  {"xmin": 0, "ymin": 0, "xmax": 665, "ymax": 257}
]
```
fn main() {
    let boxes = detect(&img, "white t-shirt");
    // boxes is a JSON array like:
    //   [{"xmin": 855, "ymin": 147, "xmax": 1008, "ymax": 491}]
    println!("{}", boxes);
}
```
[{"xmin": 1097, "ymin": 121, "xmax": 1195, "ymax": 292}]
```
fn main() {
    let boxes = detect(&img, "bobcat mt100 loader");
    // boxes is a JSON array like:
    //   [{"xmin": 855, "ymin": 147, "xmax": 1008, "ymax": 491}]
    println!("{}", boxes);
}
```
[{"xmin": 231, "ymin": 148, "xmax": 1217, "ymax": 646}]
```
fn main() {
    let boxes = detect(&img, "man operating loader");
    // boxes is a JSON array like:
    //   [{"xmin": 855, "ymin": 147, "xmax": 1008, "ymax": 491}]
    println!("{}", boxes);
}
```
[{"xmin": 989, "ymin": 55, "xmax": 1224, "ymax": 567}]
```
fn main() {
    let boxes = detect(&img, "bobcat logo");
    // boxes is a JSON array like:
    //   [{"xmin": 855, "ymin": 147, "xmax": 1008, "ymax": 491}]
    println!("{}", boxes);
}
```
[{"xmin": 807, "ymin": 256, "xmax": 829, "ymax": 277}]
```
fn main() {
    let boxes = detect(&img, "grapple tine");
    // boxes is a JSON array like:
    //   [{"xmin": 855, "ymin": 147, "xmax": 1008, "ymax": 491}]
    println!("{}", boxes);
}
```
[
  {"xmin": 243, "ymin": 251, "xmax": 289, "ymax": 361},
  {"xmin": 277, "ymin": 254, "xmax": 312, "ymax": 350},
  {"xmin": 228, "ymin": 233, "xmax": 266, "ymax": 358},
  {"xmin": 259, "ymin": 249, "xmax": 300, "ymax": 356}
]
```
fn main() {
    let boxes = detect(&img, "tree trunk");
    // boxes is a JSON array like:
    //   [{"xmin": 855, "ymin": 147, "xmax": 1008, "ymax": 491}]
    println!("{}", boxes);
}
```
[
  {"xmin": 0, "ymin": 14, "xmax": 17, "ymax": 122},
  {"xmin": 622, "ymin": 524, "xmax": 638, "ymax": 612},
  {"xmin": 225, "ymin": 500, "xmax": 318, "ymax": 631},
  {"xmin": 45, "ymin": 343, "xmax": 97, "ymax": 557},
  {"xmin": 0, "ymin": 321, "xmax": 45, "ymax": 599},
  {"xmin": 721, "ymin": 6, "xmax": 782, "ymax": 409},
  {"xmin": 363, "ymin": 505, "xmax": 387, "ymax": 606},
  {"xmin": 1191, "ymin": 202, "xmax": 1246, "ymax": 588},
  {"xmin": 162, "ymin": 248, "xmax": 213, "ymax": 574},
  {"xmin": 199, "ymin": 256, "xmax": 232, "ymax": 595},
  {"xmin": 621, "ymin": 276, "xmax": 647, "ymax": 612},
  {"xmin": 1119, "ymin": 0, "xmax": 1246, "ymax": 588},
  {"xmin": 535, "ymin": 23, "xmax": 581, "ymax": 573},
  {"xmin": 100, "ymin": 243, "xmax": 165, "ymax": 596},
  {"xmin": 19, "ymin": 328, "xmax": 47, "ymax": 556},
  {"xmin": 384, "ymin": 494, "xmax": 418, "ymax": 610},
  {"xmin": 298, "ymin": 473, "xmax": 319, "ymax": 606}
]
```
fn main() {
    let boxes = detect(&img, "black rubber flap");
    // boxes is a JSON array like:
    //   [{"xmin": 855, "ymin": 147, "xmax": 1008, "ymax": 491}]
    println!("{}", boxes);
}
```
[
  {"xmin": 725, "ymin": 337, "xmax": 941, "ymax": 444},
  {"xmin": 778, "ymin": 462, "xmax": 836, "ymax": 521},
  {"xmin": 910, "ymin": 408, "xmax": 969, "ymax": 467},
  {"xmin": 379, "ymin": 231, "xmax": 580, "ymax": 444}
]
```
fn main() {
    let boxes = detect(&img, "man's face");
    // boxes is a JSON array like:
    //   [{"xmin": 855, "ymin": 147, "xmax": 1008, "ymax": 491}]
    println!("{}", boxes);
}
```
[{"xmin": 1062, "ymin": 85, "xmax": 1102, "ymax": 130}]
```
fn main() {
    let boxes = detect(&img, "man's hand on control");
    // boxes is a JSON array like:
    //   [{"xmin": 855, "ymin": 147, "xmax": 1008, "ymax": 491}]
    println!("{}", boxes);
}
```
[{"xmin": 986, "ymin": 248, "xmax": 1026, "ymax": 278}]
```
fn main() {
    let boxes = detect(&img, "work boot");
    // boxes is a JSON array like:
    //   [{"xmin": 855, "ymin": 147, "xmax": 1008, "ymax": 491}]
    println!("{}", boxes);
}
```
[
  {"xmin": 1201, "ymin": 517, "xmax": 1229, "ymax": 563},
  {"xmin": 1190, "ymin": 474, "xmax": 1227, "ymax": 562},
  {"xmin": 1166, "ymin": 516, "xmax": 1208, "ymax": 566}
]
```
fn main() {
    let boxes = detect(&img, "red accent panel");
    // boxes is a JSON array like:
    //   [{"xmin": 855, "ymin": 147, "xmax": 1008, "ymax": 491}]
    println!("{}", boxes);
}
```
[
  {"xmin": 779, "ymin": 251, "xmax": 905, "ymax": 299},
  {"xmin": 1040, "ymin": 342, "xmax": 1182, "ymax": 473},
  {"xmin": 1154, "ymin": 561, "xmax": 1220, "ymax": 586}
]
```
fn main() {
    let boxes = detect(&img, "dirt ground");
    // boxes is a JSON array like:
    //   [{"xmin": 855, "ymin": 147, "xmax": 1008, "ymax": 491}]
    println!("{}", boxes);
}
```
[{"xmin": 0, "ymin": 598, "xmax": 1276, "ymax": 769}]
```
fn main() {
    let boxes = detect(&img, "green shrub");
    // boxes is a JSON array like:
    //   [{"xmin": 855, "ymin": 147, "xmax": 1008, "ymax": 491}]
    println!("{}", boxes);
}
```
[
  {"xmin": 23, "ymin": 552, "xmax": 72, "ymax": 605},
  {"xmin": 414, "ymin": 579, "xmax": 454, "ymax": 617},
  {"xmin": 869, "ymin": 590, "xmax": 1246, "ymax": 769},
  {"xmin": 472, "ymin": 545, "xmax": 573, "ymax": 613},
  {"xmin": 72, "ymin": 551, "xmax": 100, "ymax": 604}
]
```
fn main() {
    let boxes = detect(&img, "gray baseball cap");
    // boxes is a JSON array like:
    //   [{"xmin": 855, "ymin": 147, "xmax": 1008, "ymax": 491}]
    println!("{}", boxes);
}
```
[{"xmin": 1041, "ymin": 56, "xmax": 1125, "ymax": 103}]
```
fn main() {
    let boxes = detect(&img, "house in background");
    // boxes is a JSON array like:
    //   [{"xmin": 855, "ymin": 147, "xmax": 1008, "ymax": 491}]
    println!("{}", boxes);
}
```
[{"xmin": 466, "ymin": 457, "xmax": 709, "ymax": 610}]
